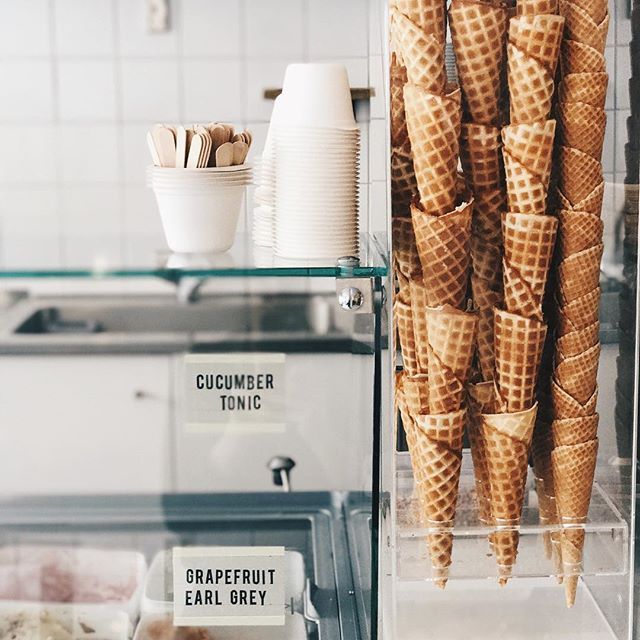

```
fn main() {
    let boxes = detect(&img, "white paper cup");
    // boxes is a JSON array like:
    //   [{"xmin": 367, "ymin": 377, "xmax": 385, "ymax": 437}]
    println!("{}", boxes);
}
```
[
  {"xmin": 152, "ymin": 183, "xmax": 245, "ymax": 253},
  {"xmin": 279, "ymin": 63, "xmax": 357, "ymax": 130}
]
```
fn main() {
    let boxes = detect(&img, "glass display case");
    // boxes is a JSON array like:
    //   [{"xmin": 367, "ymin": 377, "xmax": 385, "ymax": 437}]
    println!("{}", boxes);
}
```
[
  {"xmin": 383, "ymin": 0, "xmax": 639, "ymax": 637},
  {"xmin": 0, "ymin": 233, "xmax": 390, "ymax": 640}
]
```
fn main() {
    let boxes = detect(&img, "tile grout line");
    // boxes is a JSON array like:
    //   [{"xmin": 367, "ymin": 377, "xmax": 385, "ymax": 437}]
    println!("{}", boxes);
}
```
[
  {"xmin": 47, "ymin": 0, "xmax": 66, "ymax": 268},
  {"xmin": 112, "ymin": 0, "xmax": 127, "ymax": 266}
]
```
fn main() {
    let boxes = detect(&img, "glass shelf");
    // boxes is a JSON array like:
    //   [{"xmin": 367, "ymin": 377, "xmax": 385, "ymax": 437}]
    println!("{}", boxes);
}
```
[
  {"xmin": 395, "ymin": 455, "xmax": 628, "ymax": 583},
  {"xmin": 0, "ymin": 234, "xmax": 389, "ymax": 280}
]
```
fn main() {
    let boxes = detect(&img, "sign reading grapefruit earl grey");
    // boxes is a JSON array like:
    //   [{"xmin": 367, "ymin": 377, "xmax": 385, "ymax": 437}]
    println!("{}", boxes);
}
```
[
  {"xmin": 172, "ymin": 546, "xmax": 285, "ymax": 626},
  {"xmin": 184, "ymin": 353, "xmax": 285, "ymax": 432}
]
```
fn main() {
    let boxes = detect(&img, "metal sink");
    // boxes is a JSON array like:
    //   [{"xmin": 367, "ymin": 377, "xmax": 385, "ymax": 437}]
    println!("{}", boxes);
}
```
[
  {"xmin": 0, "ymin": 294, "xmax": 374, "ymax": 355},
  {"xmin": 13, "ymin": 297, "xmax": 316, "ymax": 335}
]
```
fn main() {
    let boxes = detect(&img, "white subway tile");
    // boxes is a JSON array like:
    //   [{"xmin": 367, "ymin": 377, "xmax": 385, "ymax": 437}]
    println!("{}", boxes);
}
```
[
  {"xmin": 245, "ymin": 0, "xmax": 304, "ymax": 59},
  {"xmin": 116, "ymin": 0, "xmax": 178, "ymax": 56},
  {"xmin": 58, "ymin": 125, "xmax": 120, "ymax": 183},
  {"xmin": 358, "ymin": 122, "xmax": 370, "ymax": 184},
  {"xmin": 60, "ymin": 186, "xmax": 123, "ymax": 268},
  {"xmin": 0, "ymin": 61, "xmax": 54, "ymax": 121},
  {"xmin": 181, "ymin": 0, "xmax": 241, "ymax": 57},
  {"xmin": 358, "ymin": 182, "xmax": 370, "ymax": 235},
  {"xmin": 122, "ymin": 124, "xmax": 152, "ymax": 184},
  {"xmin": 615, "ymin": 110, "xmax": 631, "ymax": 174},
  {"xmin": 57, "ymin": 61, "xmax": 118, "ymax": 122},
  {"xmin": 0, "ymin": 187, "xmax": 61, "ymax": 268},
  {"xmin": 605, "ymin": 47, "xmax": 615, "ymax": 110},
  {"xmin": 246, "ymin": 60, "xmax": 291, "ymax": 121},
  {"xmin": 369, "ymin": 118, "xmax": 386, "ymax": 182},
  {"xmin": 308, "ymin": 0, "xmax": 368, "ymax": 59},
  {"xmin": 603, "ymin": 111, "xmax": 615, "ymax": 174},
  {"xmin": 54, "ymin": 0, "xmax": 114, "ymax": 56},
  {"xmin": 121, "ymin": 60, "xmax": 180, "ymax": 122},
  {"xmin": 369, "ymin": 180, "xmax": 389, "ymax": 234},
  {"xmin": 616, "ymin": 45, "xmax": 630, "ymax": 110},
  {"xmin": 123, "ymin": 186, "xmax": 165, "ymax": 265},
  {"xmin": 369, "ymin": 55, "xmax": 386, "ymax": 120},
  {"xmin": 0, "ymin": 0, "xmax": 50, "ymax": 56},
  {"xmin": 245, "ymin": 122, "xmax": 269, "ymax": 163},
  {"xmin": 0, "ymin": 126, "xmax": 56, "ymax": 183},
  {"xmin": 183, "ymin": 60, "xmax": 242, "ymax": 121},
  {"xmin": 369, "ymin": 0, "xmax": 384, "ymax": 56}
]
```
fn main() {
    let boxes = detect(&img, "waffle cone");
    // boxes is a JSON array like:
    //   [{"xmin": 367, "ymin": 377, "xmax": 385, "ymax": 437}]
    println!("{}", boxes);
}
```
[
  {"xmin": 393, "ymin": 0, "xmax": 447, "ymax": 43},
  {"xmin": 557, "ymin": 179, "xmax": 605, "ymax": 216},
  {"xmin": 404, "ymin": 83, "xmax": 462, "ymax": 215},
  {"xmin": 467, "ymin": 382, "xmax": 496, "ymax": 523},
  {"xmin": 558, "ymin": 146, "xmax": 604, "ymax": 208},
  {"xmin": 474, "ymin": 298, "xmax": 502, "ymax": 381},
  {"xmin": 448, "ymin": 0, "xmax": 508, "ymax": 125},
  {"xmin": 558, "ymin": 101, "xmax": 607, "ymax": 161},
  {"xmin": 554, "ymin": 343, "xmax": 601, "ymax": 405},
  {"xmin": 391, "ymin": 10, "xmax": 447, "ymax": 93},
  {"xmin": 507, "ymin": 43, "xmax": 555, "ymax": 124},
  {"xmin": 557, "ymin": 210, "xmax": 604, "ymax": 258},
  {"xmin": 425, "ymin": 305, "xmax": 477, "ymax": 413},
  {"xmin": 559, "ymin": 0, "xmax": 609, "ymax": 53},
  {"xmin": 411, "ymin": 199, "xmax": 473, "ymax": 308},
  {"xmin": 404, "ymin": 373, "xmax": 430, "ymax": 417},
  {"xmin": 558, "ymin": 287, "xmax": 601, "ymax": 333},
  {"xmin": 559, "ymin": 73, "xmax": 608, "ymax": 110},
  {"xmin": 508, "ymin": 14, "xmax": 564, "ymax": 75},
  {"xmin": 413, "ymin": 409, "xmax": 466, "ymax": 587},
  {"xmin": 569, "ymin": 0, "xmax": 608, "ymax": 24},
  {"xmin": 392, "ymin": 140, "xmax": 418, "ymax": 214},
  {"xmin": 494, "ymin": 309, "xmax": 547, "ymax": 412},
  {"xmin": 531, "ymin": 418, "xmax": 555, "ymax": 495},
  {"xmin": 395, "ymin": 299, "xmax": 420, "ymax": 375},
  {"xmin": 396, "ymin": 374, "xmax": 419, "ymax": 479},
  {"xmin": 551, "ymin": 378, "xmax": 598, "ymax": 419},
  {"xmin": 503, "ymin": 151, "xmax": 548, "ymax": 214},
  {"xmin": 409, "ymin": 278, "xmax": 430, "ymax": 372},
  {"xmin": 502, "ymin": 212, "xmax": 558, "ymax": 320},
  {"xmin": 561, "ymin": 40, "xmax": 606, "ymax": 75},
  {"xmin": 552, "ymin": 438, "xmax": 599, "ymax": 607},
  {"xmin": 482, "ymin": 403, "xmax": 539, "ymax": 581},
  {"xmin": 516, "ymin": 0, "xmax": 558, "ymax": 16},
  {"xmin": 551, "ymin": 414, "xmax": 599, "ymax": 447},
  {"xmin": 460, "ymin": 123, "xmax": 503, "ymax": 192},
  {"xmin": 502, "ymin": 120, "xmax": 556, "ymax": 186},
  {"xmin": 391, "ymin": 52, "xmax": 409, "ymax": 147},
  {"xmin": 471, "ymin": 188, "xmax": 505, "ymax": 285},
  {"xmin": 557, "ymin": 243, "xmax": 604, "ymax": 305},
  {"xmin": 393, "ymin": 216, "xmax": 422, "ymax": 281},
  {"xmin": 555, "ymin": 322, "xmax": 600, "ymax": 360}
]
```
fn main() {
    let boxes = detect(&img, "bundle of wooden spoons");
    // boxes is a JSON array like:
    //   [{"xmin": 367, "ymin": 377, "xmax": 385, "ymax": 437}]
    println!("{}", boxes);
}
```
[{"xmin": 147, "ymin": 122, "xmax": 253, "ymax": 168}]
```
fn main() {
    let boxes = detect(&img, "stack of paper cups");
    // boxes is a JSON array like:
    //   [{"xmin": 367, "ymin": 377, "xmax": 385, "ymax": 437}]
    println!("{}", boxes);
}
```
[{"xmin": 266, "ymin": 64, "xmax": 360, "ymax": 260}]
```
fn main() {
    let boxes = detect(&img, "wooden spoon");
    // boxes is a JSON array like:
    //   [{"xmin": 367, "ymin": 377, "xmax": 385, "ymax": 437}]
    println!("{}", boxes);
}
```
[
  {"xmin": 232, "ymin": 141, "xmax": 249, "ymax": 165},
  {"xmin": 215, "ymin": 142, "xmax": 234, "ymax": 168}
]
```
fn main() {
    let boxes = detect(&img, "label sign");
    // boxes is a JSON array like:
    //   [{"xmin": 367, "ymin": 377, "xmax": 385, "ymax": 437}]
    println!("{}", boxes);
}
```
[
  {"xmin": 172, "ymin": 546, "xmax": 285, "ymax": 626},
  {"xmin": 184, "ymin": 353, "xmax": 285, "ymax": 432}
]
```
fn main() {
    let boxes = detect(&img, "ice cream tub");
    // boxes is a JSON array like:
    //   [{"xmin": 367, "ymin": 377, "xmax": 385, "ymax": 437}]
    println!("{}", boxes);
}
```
[
  {"xmin": 0, "ymin": 545, "xmax": 147, "ymax": 624},
  {"xmin": 133, "ymin": 612, "xmax": 307, "ymax": 640}
]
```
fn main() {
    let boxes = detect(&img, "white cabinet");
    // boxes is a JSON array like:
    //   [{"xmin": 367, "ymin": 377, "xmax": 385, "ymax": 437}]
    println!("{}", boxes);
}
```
[{"xmin": 0, "ymin": 355, "xmax": 172, "ymax": 495}]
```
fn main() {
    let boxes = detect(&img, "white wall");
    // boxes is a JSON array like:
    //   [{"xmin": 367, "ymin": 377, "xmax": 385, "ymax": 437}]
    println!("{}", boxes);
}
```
[{"xmin": 0, "ymin": 0, "xmax": 388, "ymax": 272}]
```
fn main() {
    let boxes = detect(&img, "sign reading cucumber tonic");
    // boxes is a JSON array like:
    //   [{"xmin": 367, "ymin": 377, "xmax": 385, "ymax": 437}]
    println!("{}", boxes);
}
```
[
  {"xmin": 184, "ymin": 353, "xmax": 285, "ymax": 432},
  {"xmin": 172, "ymin": 546, "xmax": 285, "ymax": 626}
]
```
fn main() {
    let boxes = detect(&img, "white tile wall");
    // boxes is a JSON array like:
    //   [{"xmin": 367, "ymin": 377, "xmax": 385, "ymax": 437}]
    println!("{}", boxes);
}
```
[{"xmin": 0, "ymin": 0, "xmax": 385, "ymax": 272}]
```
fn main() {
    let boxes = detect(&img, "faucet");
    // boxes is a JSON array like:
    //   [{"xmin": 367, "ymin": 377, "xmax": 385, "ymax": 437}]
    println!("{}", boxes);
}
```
[
  {"xmin": 268, "ymin": 456, "xmax": 296, "ymax": 492},
  {"xmin": 177, "ymin": 277, "xmax": 207, "ymax": 304}
]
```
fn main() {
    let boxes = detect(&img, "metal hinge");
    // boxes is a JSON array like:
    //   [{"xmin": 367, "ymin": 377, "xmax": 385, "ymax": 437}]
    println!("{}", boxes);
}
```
[{"xmin": 335, "ymin": 256, "xmax": 374, "ymax": 314}]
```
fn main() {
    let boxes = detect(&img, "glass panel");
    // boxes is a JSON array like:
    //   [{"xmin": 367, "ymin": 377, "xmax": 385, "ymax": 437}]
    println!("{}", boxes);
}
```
[{"xmin": 0, "ymin": 234, "xmax": 388, "ymax": 280}]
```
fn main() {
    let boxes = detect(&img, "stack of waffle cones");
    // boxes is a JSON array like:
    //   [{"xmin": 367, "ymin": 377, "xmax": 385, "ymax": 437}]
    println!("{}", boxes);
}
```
[
  {"xmin": 545, "ymin": 0, "xmax": 609, "ymax": 608},
  {"xmin": 448, "ymin": 0, "xmax": 510, "ymax": 544},
  {"xmin": 391, "ymin": 0, "xmax": 479, "ymax": 588},
  {"xmin": 479, "ymin": 0, "xmax": 562, "ymax": 584}
]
